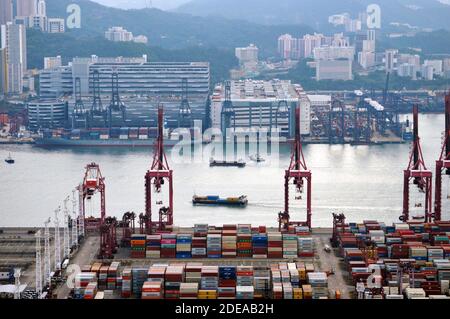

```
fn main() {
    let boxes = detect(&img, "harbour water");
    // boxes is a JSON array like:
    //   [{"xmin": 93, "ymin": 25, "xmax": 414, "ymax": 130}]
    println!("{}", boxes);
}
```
[{"xmin": 0, "ymin": 114, "xmax": 449, "ymax": 227}]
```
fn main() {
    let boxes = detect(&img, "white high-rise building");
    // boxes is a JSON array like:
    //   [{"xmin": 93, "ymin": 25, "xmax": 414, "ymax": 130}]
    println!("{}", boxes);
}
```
[
  {"xmin": 105, "ymin": 26, "xmax": 134, "ymax": 42},
  {"xmin": 235, "ymin": 44, "xmax": 259, "ymax": 64},
  {"xmin": 30, "ymin": 0, "xmax": 47, "ymax": 32},
  {"xmin": 278, "ymin": 34, "xmax": 294, "ymax": 60},
  {"xmin": 1, "ymin": 22, "xmax": 27, "ymax": 94},
  {"xmin": 16, "ymin": 0, "xmax": 37, "ymax": 17},
  {"xmin": 385, "ymin": 49, "xmax": 398, "ymax": 73}
]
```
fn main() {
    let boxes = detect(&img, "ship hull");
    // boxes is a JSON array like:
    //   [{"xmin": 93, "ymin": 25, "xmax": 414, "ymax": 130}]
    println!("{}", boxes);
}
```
[{"xmin": 34, "ymin": 138, "xmax": 199, "ymax": 147}]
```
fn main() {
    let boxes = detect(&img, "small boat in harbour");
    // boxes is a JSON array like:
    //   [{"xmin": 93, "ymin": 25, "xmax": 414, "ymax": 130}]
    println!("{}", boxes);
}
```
[
  {"xmin": 250, "ymin": 154, "xmax": 265, "ymax": 163},
  {"xmin": 192, "ymin": 195, "xmax": 248, "ymax": 207},
  {"xmin": 4, "ymin": 153, "xmax": 15, "ymax": 164}
]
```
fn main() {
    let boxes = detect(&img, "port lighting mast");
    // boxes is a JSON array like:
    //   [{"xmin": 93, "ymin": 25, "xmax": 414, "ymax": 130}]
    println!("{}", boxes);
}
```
[
  {"xmin": 77, "ymin": 184, "xmax": 85, "ymax": 238},
  {"xmin": 71, "ymin": 190, "xmax": 79, "ymax": 247},
  {"xmin": 43, "ymin": 218, "xmax": 51, "ymax": 286},
  {"xmin": 278, "ymin": 105, "xmax": 312, "ymax": 231},
  {"xmin": 401, "ymin": 105, "xmax": 433, "ymax": 222},
  {"xmin": 63, "ymin": 197, "xmax": 71, "ymax": 258},
  {"xmin": 434, "ymin": 92, "xmax": 450, "ymax": 221},
  {"xmin": 14, "ymin": 268, "xmax": 21, "ymax": 299},
  {"xmin": 53, "ymin": 207, "xmax": 61, "ymax": 271},
  {"xmin": 35, "ymin": 230, "xmax": 43, "ymax": 296},
  {"xmin": 145, "ymin": 104, "xmax": 174, "ymax": 233},
  {"xmin": 178, "ymin": 78, "xmax": 193, "ymax": 128},
  {"xmin": 221, "ymin": 81, "xmax": 235, "ymax": 135}
]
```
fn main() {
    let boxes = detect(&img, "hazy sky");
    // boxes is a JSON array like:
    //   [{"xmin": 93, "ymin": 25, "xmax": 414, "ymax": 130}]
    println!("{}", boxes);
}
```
[{"xmin": 91, "ymin": 0, "xmax": 191, "ymax": 10}]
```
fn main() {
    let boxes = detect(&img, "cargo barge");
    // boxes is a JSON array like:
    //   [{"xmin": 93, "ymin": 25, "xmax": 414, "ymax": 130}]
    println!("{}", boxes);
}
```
[
  {"xmin": 192, "ymin": 195, "xmax": 248, "ymax": 207},
  {"xmin": 209, "ymin": 158, "xmax": 246, "ymax": 168}
]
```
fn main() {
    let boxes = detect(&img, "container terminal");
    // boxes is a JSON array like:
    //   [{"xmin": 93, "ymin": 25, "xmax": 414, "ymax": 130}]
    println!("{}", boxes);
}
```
[{"xmin": 0, "ymin": 93, "xmax": 449, "ymax": 300}]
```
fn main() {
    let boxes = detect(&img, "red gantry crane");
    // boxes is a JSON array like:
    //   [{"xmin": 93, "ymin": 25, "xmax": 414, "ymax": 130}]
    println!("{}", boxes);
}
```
[
  {"xmin": 144, "ymin": 104, "xmax": 174, "ymax": 234},
  {"xmin": 80, "ymin": 162, "xmax": 116, "ymax": 259},
  {"xmin": 434, "ymin": 92, "xmax": 450, "ymax": 221},
  {"xmin": 81, "ymin": 162, "xmax": 106, "ymax": 231},
  {"xmin": 401, "ymin": 105, "xmax": 433, "ymax": 222},
  {"xmin": 278, "ymin": 105, "xmax": 312, "ymax": 231}
]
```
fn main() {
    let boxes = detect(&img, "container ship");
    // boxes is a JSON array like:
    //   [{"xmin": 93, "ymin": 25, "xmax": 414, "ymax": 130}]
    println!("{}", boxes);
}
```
[
  {"xmin": 35, "ymin": 127, "xmax": 200, "ymax": 147},
  {"xmin": 192, "ymin": 195, "xmax": 248, "ymax": 207}
]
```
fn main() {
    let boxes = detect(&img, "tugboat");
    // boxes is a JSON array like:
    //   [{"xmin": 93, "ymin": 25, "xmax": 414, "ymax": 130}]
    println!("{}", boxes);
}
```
[
  {"xmin": 209, "ymin": 158, "xmax": 246, "ymax": 168},
  {"xmin": 192, "ymin": 195, "xmax": 248, "ymax": 207},
  {"xmin": 4, "ymin": 153, "xmax": 14, "ymax": 164}
]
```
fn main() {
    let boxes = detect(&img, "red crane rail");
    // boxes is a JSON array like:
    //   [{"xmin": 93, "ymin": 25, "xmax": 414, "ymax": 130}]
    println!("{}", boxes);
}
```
[
  {"xmin": 434, "ymin": 93, "xmax": 450, "ymax": 221},
  {"xmin": 278, "ymin": 105, "xmax": 312, "ymax": 231},
  {"xmin": 401, "ymin": 105, "xmax": 433, "ymax": 222},
  {"xmin": 144, "ymin": 104, "xmax": 174, "ymax": 234}
]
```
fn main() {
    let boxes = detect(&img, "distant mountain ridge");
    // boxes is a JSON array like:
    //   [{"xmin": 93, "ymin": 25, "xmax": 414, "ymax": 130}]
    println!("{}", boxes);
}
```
[
  {"xmin": 176, "ymin": 0, "xmax": 450, "ymax": 30},
  {"xmin": 45, "ymin": 0, "xmax": 313, "ymax": 54}
]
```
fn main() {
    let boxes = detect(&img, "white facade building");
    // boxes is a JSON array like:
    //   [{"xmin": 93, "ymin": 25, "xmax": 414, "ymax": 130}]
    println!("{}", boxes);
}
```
[
  {"xmin": 424, "ymin": 60, "xmax": 443, "ymax": 76},
  {"xmin": 105, "ymin": 26, "xmax": 134, "ymax": 42},
  {"xmin": 44, "ymin": 56, "xmax": 62, "ymax": 69},
  {"xmin": 316, "ymin": 59, "xmax": 353, "ymax": 81},
  {"xmin": 314, "ymin": 46, "xmax": 355, "ymax": 61},
  {"xmin": 211, "ymin": 80, "xmax": 311, "ymax": 137}
]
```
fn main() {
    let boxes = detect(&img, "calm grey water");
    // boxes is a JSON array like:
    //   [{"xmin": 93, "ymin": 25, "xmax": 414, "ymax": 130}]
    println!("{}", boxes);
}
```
[{"xmin": 1, "ymin": 114, "xmax": 449, "ymax": 228}]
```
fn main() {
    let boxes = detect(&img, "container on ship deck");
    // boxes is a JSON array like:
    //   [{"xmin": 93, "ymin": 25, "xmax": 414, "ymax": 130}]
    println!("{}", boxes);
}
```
[
  {"xmin": 139, "ymin": 127, "xmax": 149, "ymax": 139},
  {"xmin": 109, "ymin": 128, "xmax": 121, "ymax": 138},
  {"xmin": 129, "ymin": 127, "xmax": 139, "ymax": 139},
  {"xmin": 89, "ymin": 132, "xmax": 100, "ymax": 140}
]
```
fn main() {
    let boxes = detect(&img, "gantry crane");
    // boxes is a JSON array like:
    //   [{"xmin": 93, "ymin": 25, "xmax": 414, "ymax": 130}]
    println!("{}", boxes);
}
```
[
  {"xmin": 108, "ymin": 72, "xmax": 126, "ymax": 128},
  {"xmin": 99, "ymin": 217, "xmax": 117, "ymax": 259},
  {"xmin": 278, "ymin": 105, "xmax": 312, "ymax": 231},
  {"xmin": 331, "ymin": 213, "xmax": 346, "ymax": 247},
  {"xmin": 90, "ymin": 70, "xmax": 106, "ymax": 124},
  {"xmin": 221, "ymin": 81, "xmax": 235, "ymax": 135},
  {"xmin": 434, "ymin": 92, "xmax": 450, "ymax": 221},
  {"xmin": 178, "ymin": 78, "xmax": 193, "ymax": 128},
  {"xmin": 401, "ymin": 105, "xmax": 433, "ymax": 222},
  {"xmin": 145, "ymin": 104, "xmax": 174, "ymax": 234},
  {"xmin": 80, "ymin": 162, "xmax": 106, "ymax": 231},
  {"xmin": 72, "ymin": 77, "xmax": 88, "ymax": 128},
  {"xmin": 120, "ymin": 211, "xmax": 136, "ymax": 247}
]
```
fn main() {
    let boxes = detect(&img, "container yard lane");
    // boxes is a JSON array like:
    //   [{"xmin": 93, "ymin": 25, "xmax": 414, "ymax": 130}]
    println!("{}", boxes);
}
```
[
  {"xmin": 55, "ymin": 236, "xmax": 100, "ymax": 299},
  {"xmin": 313, "ymin": 229, "xmax": 351, "ymax": 299}
]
